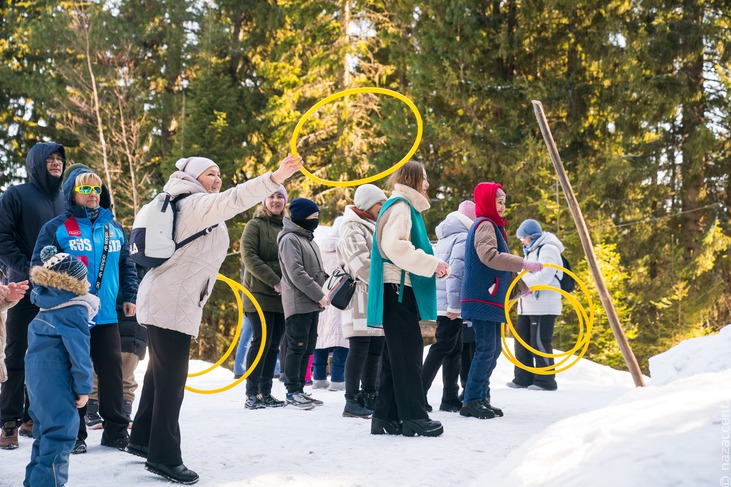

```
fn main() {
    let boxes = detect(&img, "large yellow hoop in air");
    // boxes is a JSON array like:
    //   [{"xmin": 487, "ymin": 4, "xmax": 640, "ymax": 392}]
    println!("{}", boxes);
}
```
[
  {"xmin": 185, "ymin": 274, "xmax": 267, "ymax": 394},
  {"xmin": 289, "ymin": 87, "xmax": 423, "ymax": 187}
]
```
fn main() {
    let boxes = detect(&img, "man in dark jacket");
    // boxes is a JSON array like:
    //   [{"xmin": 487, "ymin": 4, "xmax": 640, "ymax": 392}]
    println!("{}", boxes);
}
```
[{"xmin": 0, "ymin": 142, "xmax": 66, "ymax": 449}]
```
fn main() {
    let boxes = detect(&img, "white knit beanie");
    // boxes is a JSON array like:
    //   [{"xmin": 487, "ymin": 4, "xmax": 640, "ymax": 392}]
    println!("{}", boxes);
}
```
[
  {"xmin": 354, "ymin": 184, "xmax": 387, "ymax": 211},
  {"xmin": 175, "ymin": 157, "xmax": 219, "ymax": 179}
]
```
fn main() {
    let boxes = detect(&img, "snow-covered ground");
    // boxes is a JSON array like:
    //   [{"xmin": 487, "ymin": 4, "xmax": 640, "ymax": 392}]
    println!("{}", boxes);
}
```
[{"xmin": 2, "ymin": 329, "xmax": 728, "ymax": 486}]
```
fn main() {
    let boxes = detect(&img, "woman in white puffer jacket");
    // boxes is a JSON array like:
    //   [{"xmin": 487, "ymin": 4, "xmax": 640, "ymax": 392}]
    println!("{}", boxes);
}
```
[
  {"xmin": 129, "ymin": 154, "xmax": 301, "ymax": 485},
  {"xmin": 509, "ymin": 219, "xmax": 565, "ymax": 392}
]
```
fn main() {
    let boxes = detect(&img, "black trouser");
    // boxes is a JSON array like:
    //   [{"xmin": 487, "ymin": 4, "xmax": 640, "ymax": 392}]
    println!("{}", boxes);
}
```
[
  {"xmin": 0, "ymin": 294, "xmax": 37, "ymax": 425},
  {"xmin": 374, "ymin": 284, "xmax": 428, "ymax": 422},
  {"xmin": 129, "ymin": 325, "xmax": 190, "ymax": 465},
  {"xmin": 422, "ymin": 316, "xmax": 463, "ymax": 402},
  {"xmin": 283, "ymin": 312, "xmax": 319, "ymax": 394},
  {"xmin": 460, "ymin": 342, "xmax": 476, "ymax": 390},
  {"xmin": 77, "ymin": 323, "xmax": 128, "ymax": 442},
  {"xmin": 514, "ymin": 314, "xmax": 558, "ymax": 388},
  {"xmin": 245, "ymin": 311, "xmax": 286, "ymax": 396},
  {"xmin": 344, "ymin": 336, "xmax": 384, "ymax": 398}
]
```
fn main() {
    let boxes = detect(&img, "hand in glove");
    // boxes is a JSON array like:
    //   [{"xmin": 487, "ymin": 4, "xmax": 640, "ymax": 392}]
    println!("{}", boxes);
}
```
[{"xmin": 523, "ymin": 260, "xmax": 544, "ymax": 274}]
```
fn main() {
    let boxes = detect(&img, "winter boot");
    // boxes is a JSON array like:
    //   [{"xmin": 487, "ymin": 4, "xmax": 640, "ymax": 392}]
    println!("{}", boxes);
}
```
[
  {"xmin": 459, "ymin": 401, "xmax": 495, "ymax": 419},
  {"xmin": 401, "ymin": 418, "xmax": 444, "ymax": 437},
  {"xmin": 0, "ymin": 421, "xmax": 18, "ymax": 450},
  {"xmin": 18, "ymin": 420, "xmax": 34, "ymax": 438},
  {"xmin": 84, "ymin": 399, "xmax": 103, "ymax": 428},
  {"xmin": 439, "ymin": 398, "xmax": 463, "ymax": 413},
  {"xmin": 482, "ymin": 399, "xmax": 504, "ymax": 417},
  {"xmin": 101, "ymin": 432, "xmax": 130, "ymax": 451},
  {"xmin": 361, "ymin": 392, "xmax": 377, "ymax": 411},
  {"xmin": 71, "ymin": 438, "xmax": 87, "ymax": 454},
  {"xmin": 312, "ymin": 379, "xmax": 330, "ymax": 390},
  {"xmin": 145, "ymin": 462, "xmax": 199, "ymax": 485},
  {"xmin": 343, "ymin": 396, "xmax": 373, "ymax": 419}
]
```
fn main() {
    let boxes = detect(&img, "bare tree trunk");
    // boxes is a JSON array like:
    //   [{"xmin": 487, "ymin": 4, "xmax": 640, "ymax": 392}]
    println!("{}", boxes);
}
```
[
  {"xmin": 117, "ymin": 94, "xmax": 139, "ymax": 215},
  {"xmin": 78, "ymin": 7, "xmax": 115, "ymax": 209}
]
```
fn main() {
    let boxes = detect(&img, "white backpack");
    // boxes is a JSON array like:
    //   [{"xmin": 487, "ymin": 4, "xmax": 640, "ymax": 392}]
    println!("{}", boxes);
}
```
[{"xmin": 129, "ymin": 192, "xmax": 216, "ymax": 267}]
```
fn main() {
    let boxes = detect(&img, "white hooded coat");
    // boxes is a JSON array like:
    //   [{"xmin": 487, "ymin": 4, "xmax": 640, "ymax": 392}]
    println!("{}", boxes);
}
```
[{"xmin": 518, "ymin": 231, "xmax": 565, "ymax": 316}]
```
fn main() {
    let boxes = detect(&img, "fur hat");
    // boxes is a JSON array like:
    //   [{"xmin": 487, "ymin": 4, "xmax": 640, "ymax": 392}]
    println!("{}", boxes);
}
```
[
  {"xmin": 30, "ymin": 246, "xmax": 90, "ymax": 296},
  {"xmin": 516, "ymin": 219, "xmax": 543, "ymax": 240},
  {"xmin": 175, "ymin": 157, "xmax": 219, "ymax": 180},
  {"xmin": 289, "ymin": 198, "xmax": 319, "ymax": 220},
  {"xmin": 354, "ymin": 184, "xmax": 387, "ymax": 212}
]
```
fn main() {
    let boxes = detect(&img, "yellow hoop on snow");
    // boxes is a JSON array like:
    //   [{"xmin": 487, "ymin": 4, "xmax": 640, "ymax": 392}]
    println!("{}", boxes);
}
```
[
  {"xmin": 185, "ymin": 274, "xmax": 267, "ymax": 394},
  {"xmin": 502, "ymin": 263, "xmax": 594, "ymax": 374},
  {"xmin": 289, "ymin": 87, "xmax": 423, "ymax": 187}
]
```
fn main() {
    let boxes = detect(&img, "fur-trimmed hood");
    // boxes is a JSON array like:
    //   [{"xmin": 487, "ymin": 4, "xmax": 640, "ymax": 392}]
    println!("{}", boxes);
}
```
[{"xmin": 30, "ymin": 265, "xmax": 90, "ymax": 296}]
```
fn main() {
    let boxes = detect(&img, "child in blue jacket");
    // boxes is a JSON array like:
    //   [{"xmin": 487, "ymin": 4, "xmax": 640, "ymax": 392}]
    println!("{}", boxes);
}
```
[{"xmin": 24, "ymin": 246, "xmax": 99, "ymax": 487}]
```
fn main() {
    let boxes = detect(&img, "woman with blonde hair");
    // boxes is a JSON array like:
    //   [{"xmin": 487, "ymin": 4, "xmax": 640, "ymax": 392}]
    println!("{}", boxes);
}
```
[
  {"xmin": 33, "ymin": 167, "xmax": 138, "ymax": 453},
  {"xmin": 367, "ymin": 161, "xmax": 449, "ymax": 437}
]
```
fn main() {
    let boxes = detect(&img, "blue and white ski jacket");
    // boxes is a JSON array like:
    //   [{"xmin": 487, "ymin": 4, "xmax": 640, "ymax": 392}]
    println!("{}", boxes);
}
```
[{"xmin": 32, "ymin": 168, "xmax": 137, "ymax": 325}]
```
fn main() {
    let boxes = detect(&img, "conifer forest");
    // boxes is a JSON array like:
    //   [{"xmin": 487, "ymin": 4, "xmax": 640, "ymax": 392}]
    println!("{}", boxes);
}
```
[{"xmin": 1, "ymin": 1, "xmax": 729, "ymax": 373}]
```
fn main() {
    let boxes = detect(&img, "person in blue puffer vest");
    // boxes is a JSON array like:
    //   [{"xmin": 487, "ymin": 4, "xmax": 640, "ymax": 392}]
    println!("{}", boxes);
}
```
[
  {"xmin": 32, "ymin": 167, "xmax": 137, "ymax": 453},
  {"xmin": 459, "ymin": 182, "xmax": 542, "ymax": 420},
  {"xmin": 24, "ymin": 246, "xmax": 99, "ymax": 487}
]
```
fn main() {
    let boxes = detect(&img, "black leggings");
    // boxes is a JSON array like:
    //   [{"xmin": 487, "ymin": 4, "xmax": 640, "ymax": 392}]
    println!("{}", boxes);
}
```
[{"xmin": 344, "ymin": 336, "xmax": 384, "ymax": 398}]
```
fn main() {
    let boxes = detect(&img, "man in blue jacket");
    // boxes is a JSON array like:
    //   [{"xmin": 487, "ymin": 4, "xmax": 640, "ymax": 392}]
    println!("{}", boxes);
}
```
[{"xmin": 0, "ymin": 141, "xmax": 66, "ymax": 449}]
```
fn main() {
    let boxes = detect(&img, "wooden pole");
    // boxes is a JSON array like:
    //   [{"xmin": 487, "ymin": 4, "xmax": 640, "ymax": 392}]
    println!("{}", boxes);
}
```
[{"xmin": 532, "ymin": 100, "xmax": 645, "ymax": 387}]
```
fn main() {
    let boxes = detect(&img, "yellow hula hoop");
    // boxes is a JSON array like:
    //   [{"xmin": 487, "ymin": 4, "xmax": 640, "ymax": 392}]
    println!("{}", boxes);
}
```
[
  {"xmin": 185, "ymin": 274, "xmax": 267, "ymax": 394},
  {"xmin": 289, "ymin": 87, "xmax": 423, "ymax": 187},
  {"xmin": 502, "ymin": 264, "xmax": 594, "ymax": 375}
]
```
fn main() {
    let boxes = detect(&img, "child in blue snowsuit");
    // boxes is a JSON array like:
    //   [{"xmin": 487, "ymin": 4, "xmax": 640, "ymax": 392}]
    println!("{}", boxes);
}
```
[{"xmin": 24, "ymin": 246, "xmax": 99, "ymax": 487}]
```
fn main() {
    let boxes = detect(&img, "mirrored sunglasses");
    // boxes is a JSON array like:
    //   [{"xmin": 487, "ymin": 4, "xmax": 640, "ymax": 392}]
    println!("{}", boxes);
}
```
[{"xmin": 75, "ymin": 185, "xmax": 102, "ymax": 195}]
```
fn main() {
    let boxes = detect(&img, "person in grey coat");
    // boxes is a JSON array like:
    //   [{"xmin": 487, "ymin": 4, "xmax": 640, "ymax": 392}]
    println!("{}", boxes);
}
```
[
  {"xmin": 508, "ymin": 219, "xmax": 565, "ymax": 392},
  {"xmin": 422, "ymin": 200, "xmax": 475, "ymax": 413},
  {"xmin": 278, "ymin": 198, "xmax": 329, "ymax": 410}
]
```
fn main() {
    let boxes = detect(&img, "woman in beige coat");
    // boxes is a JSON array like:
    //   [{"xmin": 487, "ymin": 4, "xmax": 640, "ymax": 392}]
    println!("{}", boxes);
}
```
[
  {"xmin": 128, "ymin": 154, "xmax": 301, "ymax": 485},
  {"xmin": 337, "ymin": 184, "xmax": 387, "ymax": 418},
  {"xmin": 0, "ymin": 281, "xmax": 29, "ymax": 384}
]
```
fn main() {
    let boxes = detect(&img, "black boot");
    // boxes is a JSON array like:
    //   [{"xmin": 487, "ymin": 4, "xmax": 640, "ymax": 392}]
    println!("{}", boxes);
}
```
[
  {"xmin": 460, "ymin": 401, "xmax": 495, "ymax": 419},
  {"xmin": 439, "ymin": 398, "xmax": 463, "ymax": 413},
  {"xmin": 483, "ymin": 399, "xmax": 504, "ymax": 417},
  {"xmin": 401, "ymin": 418, "xmax": 444, "ymax": 437},
  {"xmin": 361, "ymin": 392, "xmax": 377, "ymax": 411},
  {"xmin": 145, "ymin": 462, "xmax": 199, "ymax": 484},
  {"xmin": 370, "ymin": 417, "xmax": 402, "ymax": 435},
  {"xmin": 343, "ymin": 396, "xmax": 373, "ymax": 419}
]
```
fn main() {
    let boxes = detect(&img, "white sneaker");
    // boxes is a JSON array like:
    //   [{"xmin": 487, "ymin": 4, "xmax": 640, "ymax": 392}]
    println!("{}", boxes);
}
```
[
  {"xmin": 312, "ymin": 379, "xmax": 330, "ymax": 390},
  {"xmin": 328, "ymin": 381, "xmax": 345, "ymax": 391}
]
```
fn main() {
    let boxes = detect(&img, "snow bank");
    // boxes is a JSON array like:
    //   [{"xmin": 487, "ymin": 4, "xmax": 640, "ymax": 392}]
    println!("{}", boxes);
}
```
[
  {"xmin": 480, "ymin": 325, "xmax": 731, "ymax": 487},
  {"xmin": 649, "ymin": 324, "xmax": 731, "ymax": 386}
]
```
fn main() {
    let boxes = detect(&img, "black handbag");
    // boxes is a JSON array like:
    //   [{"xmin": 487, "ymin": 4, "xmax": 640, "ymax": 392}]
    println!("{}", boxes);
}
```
[{"xmin": 322, "ymin": 267, "xmax": 356, "ymax": 310}]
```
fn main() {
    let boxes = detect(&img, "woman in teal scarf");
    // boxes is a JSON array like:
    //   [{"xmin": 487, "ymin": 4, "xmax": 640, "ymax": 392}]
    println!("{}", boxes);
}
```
[{"xmin": 366, "ymin": 161, "xmax": 449, "ymax": 437}]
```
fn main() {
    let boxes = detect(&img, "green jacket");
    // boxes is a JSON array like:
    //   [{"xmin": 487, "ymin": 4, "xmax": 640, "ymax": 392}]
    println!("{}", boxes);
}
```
[{"xmin": 240, "ymin": 215, "xmax": 284, "ymax": 314}]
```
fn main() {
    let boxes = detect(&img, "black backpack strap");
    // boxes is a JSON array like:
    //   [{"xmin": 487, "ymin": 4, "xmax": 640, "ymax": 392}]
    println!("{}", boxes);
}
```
[
  {"xmin": 170, "ymin": 192, "xmax": 218, "ymax": 250},
  {"xmin": 175, "ymin": 224, "xmax": 219, "ymax": 250}
]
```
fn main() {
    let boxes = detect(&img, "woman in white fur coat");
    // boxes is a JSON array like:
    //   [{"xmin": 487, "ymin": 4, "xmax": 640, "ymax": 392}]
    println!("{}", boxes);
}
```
[{"xmin": 0, "ymin": 281, "xmax": 29, "ymax": 384}]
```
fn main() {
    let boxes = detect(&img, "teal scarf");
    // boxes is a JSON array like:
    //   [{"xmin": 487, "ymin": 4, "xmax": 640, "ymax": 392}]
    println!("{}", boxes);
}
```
[{"xmin": 366, "ymin": 197, "xmax": 437, "ymax": 327}]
